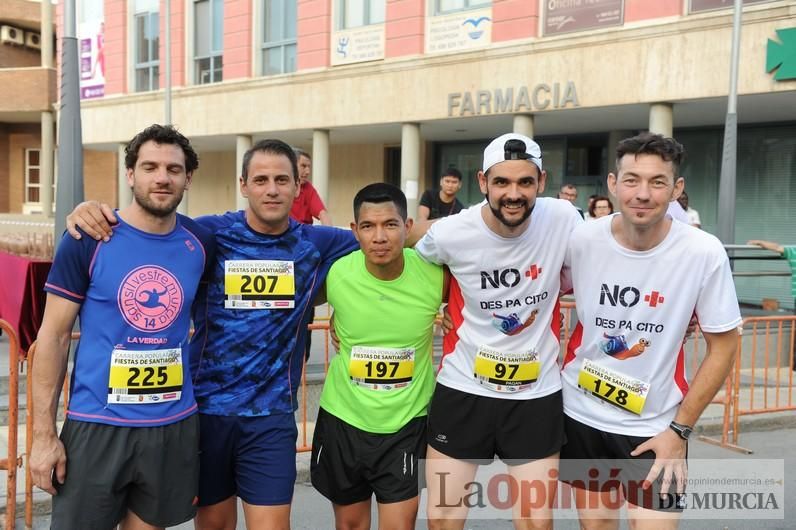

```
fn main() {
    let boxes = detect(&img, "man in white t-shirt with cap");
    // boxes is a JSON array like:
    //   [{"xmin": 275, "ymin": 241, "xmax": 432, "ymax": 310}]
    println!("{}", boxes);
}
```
[
  {"xmin": 415, "ymin": 133, "xmax": 582, "ymax": 529},
  {"xmin": 559, "ymin": 132, "xmax": 741, "ymax": 529}
]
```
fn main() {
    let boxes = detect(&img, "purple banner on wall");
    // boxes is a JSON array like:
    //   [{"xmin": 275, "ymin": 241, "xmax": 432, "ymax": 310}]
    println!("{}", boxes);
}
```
[
  {"xmin": 690, "ymin": 0, "xmax": 772, "ymax": 13},
  {"xmin": 544, "ymin": 0, "xmax": 624, "ymax": 36}
]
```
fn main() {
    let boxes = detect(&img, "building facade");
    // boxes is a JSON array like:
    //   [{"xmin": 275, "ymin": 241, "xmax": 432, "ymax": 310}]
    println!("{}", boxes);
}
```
[
  {"xmin": 42, "ymin": 0, "xmax": 796, "ymax": 307},
  {"xmin": 0, "ymin": 0, "xmax": 56, "ymax": 216}
]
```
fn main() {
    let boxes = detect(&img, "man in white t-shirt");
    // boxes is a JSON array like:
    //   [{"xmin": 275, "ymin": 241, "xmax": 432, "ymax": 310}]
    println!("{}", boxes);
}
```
[
  {"xmin": 415, "ymin": 133, "xmax": 582, "ymax": 529},
  {"xmin": 559, "ymin": 132, "xmax": 741, "ymax": 529}
]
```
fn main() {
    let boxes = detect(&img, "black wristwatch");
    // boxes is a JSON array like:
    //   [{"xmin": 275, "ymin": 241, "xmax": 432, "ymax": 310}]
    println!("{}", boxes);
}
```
[{"xmin": 669, "ymin": 421, "xmax": 693, "ymax": 440}]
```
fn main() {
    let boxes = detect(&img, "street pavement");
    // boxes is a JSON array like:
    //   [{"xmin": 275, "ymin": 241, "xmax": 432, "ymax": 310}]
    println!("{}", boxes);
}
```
[
  {"xmin": 13, "ymin": 421, "xmax": 796, "ymax": 529},
  {"xmin": 3, "ymin": 328, "xmax": 795, "ymax": 529}
]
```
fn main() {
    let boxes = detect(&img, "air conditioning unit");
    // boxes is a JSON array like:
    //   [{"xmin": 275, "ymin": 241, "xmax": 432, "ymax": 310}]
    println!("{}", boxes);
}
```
[
  {"xmin": 25, "ymin": 31, "xmax": 41, "ymax": 50},
  {"xmin": 0, "ymin": 25, "xmax": 24, "ymax": 46}
]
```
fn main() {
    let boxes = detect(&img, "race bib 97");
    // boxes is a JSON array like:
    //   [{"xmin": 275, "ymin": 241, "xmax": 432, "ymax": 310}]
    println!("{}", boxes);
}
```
[{"xmin": 474, "ymin": 345, "xmax": 540, "ymax": 393}]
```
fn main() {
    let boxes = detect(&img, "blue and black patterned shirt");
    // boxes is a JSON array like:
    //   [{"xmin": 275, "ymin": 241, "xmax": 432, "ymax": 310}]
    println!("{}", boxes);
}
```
[{"xmin": 190, "ymin": 211, "xmax": 358, "ymax": 416}]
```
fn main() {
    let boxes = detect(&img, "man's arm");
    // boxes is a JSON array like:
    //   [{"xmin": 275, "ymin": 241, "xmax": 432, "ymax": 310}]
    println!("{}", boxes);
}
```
[
  {"xmin": 66, "ymin": 201, "xmax": 117, "ymax": 241},
  {"xmin": 30, "ymin": 294, "xmax": 81, "ymax": 495},
  {"xmin": 406, "ymin": 219, "xmax": 434, "ymax": 247},
  {"xmin": 632, "ymin": 327, "xmax": 738, "ymax": 492},
  {"xmin": 417, "ymin": 205, "xmax": 431, "ymax": 222},
  {"xmin": 672, "ymin": 328, "xmax": 738, "ymax": 427},
  {"xmin": 318, "ymin": 209, "xmax": 334, "ymax": 226},
  {"xmin": 747, "ymin": 240, "xmax": 784, "ymax": 255}
]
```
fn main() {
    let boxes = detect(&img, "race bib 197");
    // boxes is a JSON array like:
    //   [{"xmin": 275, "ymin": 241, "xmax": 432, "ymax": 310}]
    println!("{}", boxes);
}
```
[{"xmin": 349, "ymin": 346, "xmax": 415, "ymax": 391}]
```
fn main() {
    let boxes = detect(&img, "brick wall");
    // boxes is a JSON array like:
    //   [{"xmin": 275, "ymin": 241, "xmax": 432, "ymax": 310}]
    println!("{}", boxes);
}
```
[
  {"xmin": 103, "ymin": 0, "xmax": 126, "ymax": 94},
  {"xmin": 84, "ymin": 150, "xmax": 118, "ymax": 207},
  {"xmin": 223, "ymin": 0, "xmax": 252, "ymax": 80},
  {"xmin": 493, "ymin": 0, "xmax": 539, "ymax": 42},
  {"xmin": 385, "ymin": 0, "xmax": 424, "ymax": 58},
  {"xmin": 297, "ymin": 0, "xmax": 331, "ymax": 70}
]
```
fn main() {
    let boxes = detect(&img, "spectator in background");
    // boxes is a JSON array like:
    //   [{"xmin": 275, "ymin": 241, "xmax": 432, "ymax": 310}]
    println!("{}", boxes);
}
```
[
  {"xmin": 584, "ymin": 194, "xmax": 599, "ymax": 219},
  {"xmin": 677, "ymin": 191, "xmax": 702, "ymax": 228},
  {"xmin": 291, "ymin": 148, "xmax": 333, "ymax": 362},
  {"xmin": 747, "ymin": 239, "xmax": 796, "ymax": 312},
  {"xmin": 418, "ymin": 167, "xmax": 465, "ymax": 221},
  {"xmin": 666, "ymin": 196, "xmax": 691, "ymax": 224},
  {"xmin": 559, "ymin": 183, "xmax": 584, "ymax": 218},
  {"xmin": 290, "ymin": 148, "xmax": 334, "ymax": 226},
  {"xmin": 588, "ymin": 195, "xmax": 614, "ymax": 219}
]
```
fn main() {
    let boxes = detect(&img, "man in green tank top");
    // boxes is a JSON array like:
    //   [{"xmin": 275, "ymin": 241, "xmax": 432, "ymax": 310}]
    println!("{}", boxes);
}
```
[{"xmin": 311, "ymin": 183, "xmax": 447, "ymax": 530}]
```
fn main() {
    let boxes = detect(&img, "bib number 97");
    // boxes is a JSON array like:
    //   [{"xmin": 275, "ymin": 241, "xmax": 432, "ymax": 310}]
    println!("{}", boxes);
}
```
[{"xmin": 494, "ymin": 363, "xmax": 519, "ymax": 379}]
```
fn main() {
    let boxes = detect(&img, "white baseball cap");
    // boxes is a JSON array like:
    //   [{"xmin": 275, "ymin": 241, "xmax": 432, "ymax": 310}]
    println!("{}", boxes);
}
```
[{"xmin": 482, "ymin": 133, "xmax": 543, "ymax": 173}]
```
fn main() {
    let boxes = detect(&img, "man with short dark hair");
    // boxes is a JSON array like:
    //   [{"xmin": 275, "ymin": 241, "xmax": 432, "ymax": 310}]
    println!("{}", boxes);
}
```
[
  {"xmin": 290, "ymin": 148, "xmax": 334, "ymax": 226},
  {"xmin": 418, "ymin": 168, "xmax": 465, "ymax": 221},
  {"xmin": 65, "ymin": 138, "xmax": 359, "ymax": 530},
  {"xmin": 559, "ymin": 183, "xmax": 584, "ymax": 218},
  {"xmin": 311, "ymin": 183, "xmax": 446, "ymax": 530},
  {"xmin": 31, "ymin": 124, "xmax": 215, "ymax": 530},
  {"xmin": 560, "ymin": 132, "xmax": 741, "ymax": 528},
  {"xmin": 416, "ymin": 133, "xmax": 582, "ymax": 530}
]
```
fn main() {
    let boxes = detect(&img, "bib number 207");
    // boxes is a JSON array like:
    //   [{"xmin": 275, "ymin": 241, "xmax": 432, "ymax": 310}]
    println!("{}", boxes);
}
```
[{"xmin": 240, "ymin": 274, "xmax": 278, "ymax": 294}]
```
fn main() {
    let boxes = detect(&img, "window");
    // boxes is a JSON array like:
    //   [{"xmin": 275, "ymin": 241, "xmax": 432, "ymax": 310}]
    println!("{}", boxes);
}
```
[
  {"xmin": 434, "ymin": 0, "xmax": 490, "ymax": 15},
  {"xmin": 134, "ymin": 0, "xmax": 159, "ymax": 92},
  {"xmin": 339, "ymin": 0, "xmax": 385, "ymax": 29},
  {"xmin": 262, "ymin": 0, "xmax": 296, "ymax": 76},
  {"xmin": 24, "ymin": 149, "xmax": 48, "ymax": 204},
  {"xmin": 194, "ymin": 0, "xmax": 223, "ymax": 84}
]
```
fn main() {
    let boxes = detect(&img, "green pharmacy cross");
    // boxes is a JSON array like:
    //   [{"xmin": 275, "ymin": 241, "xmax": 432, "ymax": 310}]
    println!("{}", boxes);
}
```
[{"xmin": 766, "ymin": 28, "xmax": 796, "ymax": 81}]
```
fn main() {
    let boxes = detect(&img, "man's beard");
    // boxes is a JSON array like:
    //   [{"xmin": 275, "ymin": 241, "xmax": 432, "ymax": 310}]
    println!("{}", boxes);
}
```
[
  {"xmin": 486, "ymin": 195, "xmax": 534, "ymax": 228},
  {"xmin": 133, "ymin": 186, "xmax": 184, "ymax": 218}
]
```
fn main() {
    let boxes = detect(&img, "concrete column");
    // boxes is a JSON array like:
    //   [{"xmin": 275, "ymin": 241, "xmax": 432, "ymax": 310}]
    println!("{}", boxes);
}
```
[
  {"xmin": 513, "ymin": 114, "xmax": 534, "ymax": 138},
  {"xmin": 117, "ymin": 143, "xmax": 132, "ymax": 208},
  {"xmin": 312, "ymin": 129, "xmax": 330, "ymax": 203},
  {"xmin": 236, "ymin": 135, "xmax": 252, "ymax": 211},
  {"xmin": 649, "ymin": 103, "xmax": 673, "ymax": 137},
  {"xmin": 607, "ymin": 130, "xmax": 634, "ymax": 173},
  {"xmin": 401, "ymin": 123, "xmax": 421, "ymax": 216},
  {"xmin": 41, "ymin": 0, "xmax": 53, "ymax": 68},
  {"xmin": 39, "ymin": 112, "xmax": 54, "ymax": 216}
]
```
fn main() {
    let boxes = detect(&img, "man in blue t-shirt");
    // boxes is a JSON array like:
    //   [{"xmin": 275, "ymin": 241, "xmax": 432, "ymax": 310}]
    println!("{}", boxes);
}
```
[
  {"xmin": 31, "ymin": 125, "xmax": 215, "ymax": 530},
  {"xmin": 67, "ymin": 139, "xmax": 358, "ymax": 530}
]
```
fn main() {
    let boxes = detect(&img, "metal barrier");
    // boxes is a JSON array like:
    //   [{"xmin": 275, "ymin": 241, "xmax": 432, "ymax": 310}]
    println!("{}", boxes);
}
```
[
  {"xmin": 730, "ymin": 315, "xmax": 796, "ymax": 450},
  {"xmin": 24, "ymin": 334, "xmax": 76, "ymax": 530},
  {"xmin": 297, "ymin": 321, "xmax": 331, "ymax": 453},
  {"xmin": 15, "ymin": 308, "xmax": 795, "ymax": 525},
  {"xmin": 0, "ymin": 319, "xmax": 21, "ymax": 530},
  {"xmin": 685, "ymin": 326, "xmax": 747, "ymax": 453}
]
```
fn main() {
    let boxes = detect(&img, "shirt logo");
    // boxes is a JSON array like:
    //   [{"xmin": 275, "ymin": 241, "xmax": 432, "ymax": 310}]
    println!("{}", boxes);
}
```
[
  {"xmin": 118, "ymin": 265, "xmax": 184, "ymax": 333},
  {"xmin": 481, "ymin": 263, "xmax": 543, "ymax": 289},
  {"xmin": 525, "ymin": 264, "xmax": 542, "ymax": 280},
  {"xmin": 600, "ymin": 284, "xmax": 665, "ymax": 308}
]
